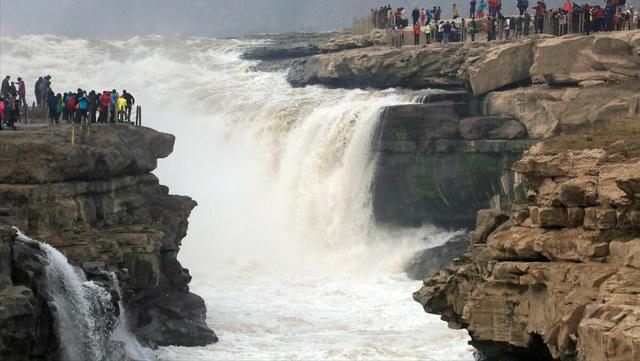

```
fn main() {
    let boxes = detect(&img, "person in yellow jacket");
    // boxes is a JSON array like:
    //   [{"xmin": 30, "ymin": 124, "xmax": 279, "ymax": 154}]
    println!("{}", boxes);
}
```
[{"xmin": 116, "ymin": 95, "xmax": 127, "ymax": 122}]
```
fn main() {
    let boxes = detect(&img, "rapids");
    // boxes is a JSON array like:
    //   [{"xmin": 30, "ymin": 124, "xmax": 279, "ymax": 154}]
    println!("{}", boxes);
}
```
[{"xmin": 0, "ymin": 35, "xmax": 474, "ymax": 360}]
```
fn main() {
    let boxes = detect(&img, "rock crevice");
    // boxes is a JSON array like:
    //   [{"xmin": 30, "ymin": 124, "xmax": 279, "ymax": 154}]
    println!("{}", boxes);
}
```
[{"xmin": 414, "ymin": 148, "xmax": 640, "ymax": 361}]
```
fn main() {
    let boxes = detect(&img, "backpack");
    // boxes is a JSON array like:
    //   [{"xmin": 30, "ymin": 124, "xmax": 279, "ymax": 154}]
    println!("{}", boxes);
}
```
[{"xmin": 67, "ymin": 95, "xmax": 76, "ymax": 110}]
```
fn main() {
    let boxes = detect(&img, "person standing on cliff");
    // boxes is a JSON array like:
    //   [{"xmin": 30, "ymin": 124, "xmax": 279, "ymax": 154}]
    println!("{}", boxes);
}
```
[
  {"xmin": 442, "ymin": 21, "xmax": 452, "ymax": 43},
  {"xmin": 46, "ymin": 90, "xmax": 58, "ymax": 124},
  {"xmin": 470, "ymin": 0, "xmax": 477, "ymax": 18},
  {"xmin": 17, "ymin": 77, "xmax": 26, "ymax": 107},
  {"xmin": 413, "ymin": 22, "xmax": 421, "ymax": 45},
  {"xmin": 452, "ymin": 4, "xmax": 460, "ymax": 19},
  {"xmin": 469, "ymin": 18, "xmax": 477, "ymax": 41},
  {"xmin": 394, "ymin": 7, "xmax": 402, "ymax": 28},
  {"xmin": 477, "ymin": 0, "xmax": 487, "ymax": 18},
  {"xmin": 0, "ymin": 96, "xmax": 4, "ymax": 129},
  {"xmin": 122, "ymin": 90, "xmax": 135, "ymax": 121},
  {"xmin": 515, "ymin": 15, "xmax": 523, "ymax": 37},
  {"xmin": 435, "ymin": 6, "xmax": 442, "ymax": 21},
  {"xmin": 34, "ymin": 77, "xmax": 43, "ymax": 106},
  {"xmin": 55, "ymin": 93, "xmax": 63, "ymax": 124},
  {"xmin": 524, "ymin": 10, "xmax": 532, "ymax": 35},
  {"xmin": 1, "ymin": 76, "xmax": 10, "ymax": 98},
  {"xmin": 412, "ymin": 6, "xmax": 420, "ymax": 25},
  {"xmin": 533, "ymin": 1, "xmax": 544, "ymax": 33},
  {"xmin": 39, "ymin": 76, "xmax": 51, "ymax": 109}
]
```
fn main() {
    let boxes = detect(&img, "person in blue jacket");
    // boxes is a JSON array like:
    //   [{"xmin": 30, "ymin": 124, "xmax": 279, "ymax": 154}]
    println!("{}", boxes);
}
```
[
  {"xmin": 46, "ymin": 90, "xmax": 58, "ymax": 124},
  {"xmin": 75, "ymin": 90, "xmax": 90, "ymax": 124}
]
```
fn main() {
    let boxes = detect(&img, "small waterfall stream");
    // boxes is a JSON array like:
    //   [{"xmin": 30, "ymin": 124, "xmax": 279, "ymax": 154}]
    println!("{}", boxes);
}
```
[{"xmin": 15, "ymin": 230, "xmax": 151, "ymax": 361}]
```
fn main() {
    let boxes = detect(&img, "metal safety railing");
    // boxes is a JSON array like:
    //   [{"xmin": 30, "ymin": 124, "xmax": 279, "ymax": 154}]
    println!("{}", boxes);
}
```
[{"xmin": 354, "ymin": 9, "xmax": 639, "ymax": 46}]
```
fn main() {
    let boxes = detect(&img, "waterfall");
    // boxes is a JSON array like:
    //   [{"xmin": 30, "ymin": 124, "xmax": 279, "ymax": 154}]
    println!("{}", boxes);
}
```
[{"xmin": 15, "ymin": 230, "xmax": 151, "ymax": 361}]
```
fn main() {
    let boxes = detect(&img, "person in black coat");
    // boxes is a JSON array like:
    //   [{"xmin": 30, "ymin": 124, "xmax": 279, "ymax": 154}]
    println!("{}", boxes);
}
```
[
  {"xmin": 122, "ymin": 90, "xmax": 135, "ymax": 121},
  {"xmin": 412, "ymin": 7, "xmax": 420, "ymax": 25},
  {"xmin": 46, "ymin": 90, "xmax": 58, "ymax": 124}
]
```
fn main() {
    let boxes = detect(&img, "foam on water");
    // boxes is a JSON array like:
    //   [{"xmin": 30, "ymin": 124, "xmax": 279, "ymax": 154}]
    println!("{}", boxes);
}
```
[
  {"xmin": 15, "ymin": 230, "xmax": 152, "ymax": 361},
  {"xmin": 1, "ymin": 35, "xmax": 474, "ymax": 360}
]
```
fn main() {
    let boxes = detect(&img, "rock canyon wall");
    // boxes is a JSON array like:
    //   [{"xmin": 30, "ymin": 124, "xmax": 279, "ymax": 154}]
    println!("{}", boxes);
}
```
[
  {"xmin": 0, "ymin": 125, "xmax": 216, "ymax": 360},
  {"xmin": 286, "ymin": 29, "xmax": 640, "ymax": 360}
]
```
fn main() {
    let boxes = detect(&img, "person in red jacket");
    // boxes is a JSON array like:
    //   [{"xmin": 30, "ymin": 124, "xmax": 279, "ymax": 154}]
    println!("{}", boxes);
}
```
[
  {"xmin": 98, "ymin": 91, "xmax": 111, "ymax": 123},
  {"xmin": 17, "ymin": 77, "xmax": 26, "ymax": 107},
  {"xmin": 413, "ymin": 22, "xmax": 421, "ymax": 45}
]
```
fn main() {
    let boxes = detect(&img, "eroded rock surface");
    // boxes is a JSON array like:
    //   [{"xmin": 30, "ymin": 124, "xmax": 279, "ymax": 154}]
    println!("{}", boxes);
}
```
[
  {"xmin": 287, "ymin": 42, "xmax": 492, "ymax": 89},
  {"xmin": 286, "ymin": 31, "xmax": 640, "ymax": 141},
  {"xmin": 0, "ymin": 124, "xmax": 216, "ymax": 358},
  {"xmin": 414, "ymin": 148, "xmax": 640, "ymax": 361}
]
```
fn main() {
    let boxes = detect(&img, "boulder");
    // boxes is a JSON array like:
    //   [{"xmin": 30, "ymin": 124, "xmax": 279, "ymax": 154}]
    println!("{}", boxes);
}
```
[
  {"xmin": 530, "ymin": 35, "xmax": 595, "ymax": 83},
  {"xmin": 530, "ymin": 32, "xmax": 640, "ymax": 85},
  {"xmin": 460, "ymin": 37, "xmax": 536, "ymax": 95},
  {"xmin": 135, "ymin": 291, "xmax": 218, "ymax": 347},
  {"xmin": 405, "ymin": 235, "xmax": 468, "ymax": 280},
  {"xmin": 530, "ymin": 207, "xmax": 571, "ymax": 228},
  {"xmin": 592, "ymin": 36, "xmax": 632, "ymax": 55},
  {"xmin": 459, "ymin": 116, "xmax": 527, "ymax": 140}
]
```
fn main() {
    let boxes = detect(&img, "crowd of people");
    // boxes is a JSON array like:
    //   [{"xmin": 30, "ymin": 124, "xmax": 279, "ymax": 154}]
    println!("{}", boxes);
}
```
[
  {"xmin": 369, "ymin": 0, "xmax": 638, "ymax": 46},
  {"xmin": 0, "ymin": 74, "xmax": 136, "ymax": 130}
]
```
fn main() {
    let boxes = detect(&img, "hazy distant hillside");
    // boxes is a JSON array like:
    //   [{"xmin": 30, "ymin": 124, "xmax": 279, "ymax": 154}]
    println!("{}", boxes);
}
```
[{"xmin": 1, "ymin": 0, "xmax": 568, "ymax": 37}]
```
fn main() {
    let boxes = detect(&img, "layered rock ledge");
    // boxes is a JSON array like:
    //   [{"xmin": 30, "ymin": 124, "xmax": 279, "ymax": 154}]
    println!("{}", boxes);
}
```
[
  {"xmin": 288, "ymin": 30, "xmax": 640, "ymax": 139},
  {"xmin": 0, "ymin": 124, "xmax": 217, "ymax": 359},
  {"xmin": 414, "ymin": 146, "xmax": 640, "ymax": 361},
  {"xmin": 373, "ymin": 92, "xmax": 535, "ymax": 229}
]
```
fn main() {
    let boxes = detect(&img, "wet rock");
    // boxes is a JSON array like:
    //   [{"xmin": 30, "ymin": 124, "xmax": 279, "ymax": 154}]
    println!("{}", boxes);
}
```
[
  {"xmin": 0, "ymin": 227, "xmax": 56, "ymax": 360},
  {"xmin": 373, "ymin": 100, "xmax": 533, "ymax": 229},
  {"xmin": 379, "ymin": 103, "xmax": 462, "ymax": 141},
  {"xmin": 135, "ymin": 291, "xmax": 217, "ymax": 347},
  {"xmin": 405, "ymin": 235, "xmax": 468, "ymax": 280}
]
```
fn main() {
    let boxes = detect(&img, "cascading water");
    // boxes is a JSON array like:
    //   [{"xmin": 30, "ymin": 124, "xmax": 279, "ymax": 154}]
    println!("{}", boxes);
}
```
[
  {"xmin": 15, "ymin": 230, "xmax": 151, "ymax": 361},
  {"xmin": 1, "ymin": 35, "xmax": 475, "ymax": 360}
]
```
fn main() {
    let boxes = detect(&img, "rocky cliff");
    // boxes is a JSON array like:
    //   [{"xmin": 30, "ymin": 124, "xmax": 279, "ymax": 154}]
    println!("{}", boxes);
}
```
[
  {"xmin": 414, "ymin": 144, "xmax": 640, "ymax": 361},
  {"xmin": 0, "ymin": 124, "xmax": 217, "ymax": 359},
  {"xmin": 373, "ymin": 91, "xmax": 534, "ymax": 229},
  {"xmin": 280, "ymin": 29, "xmax": 640, "ymax": 360},
  {"xmin": 289, "ymin": 31, "xmax": 640, "ymax": 139}
]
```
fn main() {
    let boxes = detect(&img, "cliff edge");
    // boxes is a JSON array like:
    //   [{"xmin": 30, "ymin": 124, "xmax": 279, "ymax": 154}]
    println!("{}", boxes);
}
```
[
  {"xmin": 280, "ymin": 29, "xmax": 640, "ymax": 360},
  {"xmin": 0, "ymin": 124, "xmax": 217, "ymax": 359}
]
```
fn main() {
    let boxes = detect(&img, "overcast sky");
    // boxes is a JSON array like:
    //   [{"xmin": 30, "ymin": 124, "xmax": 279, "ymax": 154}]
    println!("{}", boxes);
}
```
[{"xmin": 1, "ymin": 0, "xmax": 578, "ymax": 37}]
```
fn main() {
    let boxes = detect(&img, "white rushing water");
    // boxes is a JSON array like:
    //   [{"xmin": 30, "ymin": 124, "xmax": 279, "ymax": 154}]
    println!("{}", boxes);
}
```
[
  {"xmin": 1, "ymin": 35, "xmax": 474, "ymax": 360},
  {"xmin": 15, "ymin": 230, "xmax": 151, "ymax": 361}
]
